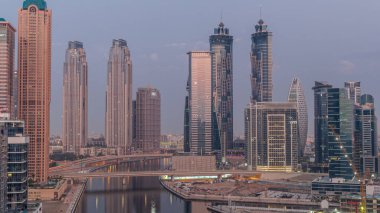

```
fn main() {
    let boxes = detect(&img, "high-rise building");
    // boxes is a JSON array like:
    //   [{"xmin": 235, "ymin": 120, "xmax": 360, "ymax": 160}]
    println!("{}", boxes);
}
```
[
  {"xmin": 135, "ymin": 87, "xmax": 161, "ymax": 152},
  {"xmin": 0, "ymin": 19, "xmax": 15, "ymax": 118},
  {"xmin": 344, "ymin": 81, "xmax": 361, "ymax": 105},
  {"xmin": 0, "ymin": 119, "xmax": 28, "ymax": 212},
  {"xmin": 18, "ymin": 0, "xmax": 51, "ymax": 183},
  {"xmin": 354, "ymin": 94, "xmax": 378, "ymax": 177},
  {"xmin": 250, "ymin": 19, "xmax": 273, "ymax": 102},
  {"xmin": 187, "ymin": 51, "xmax": 212, "ymax": 155},
  {"xmin": 183, "ymin": 95, "xmax": 190, "ymax": 152},
  {"xmin": 62, "ymin": 41, "xmax": 88, "ymax": 154},
  {"xmin": 209, "ymin": 22, "xmax": 233, "ymax": 161},
  {"xmin": 132, "ymin": 100, "xmax": 136, "ymax": 144},
  {"xmin": 313, "ymin": 81, "xmax": 332, "ymax": 165},
  {"xmin": 288, "ymin": 78, "xmax": 308, "ymax": 157},
  {"xmin": 327, "ymin": 88, "xmax": 354, "ymax": 179},
  {"xmin": 105, "ymin": 39, "xmax": 132, "ymax": 155},
  {"xmin": 12, "ymin": 70, "xmax": 18, "ymax": 119},
  {"xmin": 0, "ymin": 121, "xmax": 7, "ymax": 213},
  {"xmin": 245, "ymin": 102, "xmax": 298, "ymax": 172}
]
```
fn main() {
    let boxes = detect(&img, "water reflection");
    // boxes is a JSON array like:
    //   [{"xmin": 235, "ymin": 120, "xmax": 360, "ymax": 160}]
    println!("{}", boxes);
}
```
[{"xmin": 77, "ymin": 158, "xmax": 209, "ymax": 213}]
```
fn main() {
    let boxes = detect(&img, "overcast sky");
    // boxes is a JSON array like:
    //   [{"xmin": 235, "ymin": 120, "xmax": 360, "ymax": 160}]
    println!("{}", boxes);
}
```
[{"xmin": 2, "ymin": 0, "xmax": 380, "ymax": 137}]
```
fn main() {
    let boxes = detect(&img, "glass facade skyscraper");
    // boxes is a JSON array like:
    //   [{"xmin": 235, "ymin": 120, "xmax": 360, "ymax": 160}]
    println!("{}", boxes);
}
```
[
  {"xmin": 344, "ymin": 81, "xmax": 361, "ymax": 105},
  {"xmin": 209, "ymin": 22, "xmax": 233, "ymax": 161},
  {"xmin": 327, "ymin": 88, "xmax": 354, "ymax": 180},
  {"xmin": 313, "ymin": 81, "xmax": 332, "ymax": 165},
  {"xmin": 187, "ymin": 51, "xmax": 212, "ymax": 155},
  {"xmin": 250, "ymin": 19, "xmax": 273, "ymax": 102},
  {"xmin": 354, "ymin": 94, "xmax": 378, "ymax": 177},
  {"xmin": 288, "ymin": 78, "xmax": 308, "ymax": 157}
]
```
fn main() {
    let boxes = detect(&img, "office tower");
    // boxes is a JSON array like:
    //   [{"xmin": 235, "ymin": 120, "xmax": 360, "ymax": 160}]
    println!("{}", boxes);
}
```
[
  {"xmin": 187, "ymin": 51, "xmax": 212, "ymax": 155},
  {"xmin": 288, "ymin": 78, "xmax": 308, "ymax": 157},
  {"xmin": 354, "ymin": 94, "xmax": 378, "ymax": 177},
  {"xmin": 0, "ymin": 122, "xmax": 6, "ymax": 213},
  {"xmin": 250, "ymin": 19, "xmax": 273, "ymax": 102},
  {"xmin": 18, "ymin": 0, "xmax": 51, "ymax": 183},
  {"xmin": 245, "ymin": 102, "xmax": 298, "ymax": 172},
  {"xmin": 344, "ymin": 81, "xmax": 361, "ymax": 105},
  {"xmin": 132, "ymin": 100, "xmax": 136, "ymax": 146},
  {"xmin": 313, "ymin": 81, "xmax": 332, "ymax": 165},
  {"xmin": 327, "ymin": 88, "xmax": 354, "ymax": 179},
  {"xmin": 183, "ymin": 95, "xmax": 190, "ymax": 152},
  {"xmin": 0, "ymin": 119, "xmax": 28, "ymax": 212},
  {"xmin": 209, "ymin": 22, "xmax": 234, "ymax": 161},
  {"xmin": 62, "ymin": 41, "xmax": 88, "ymax": 154},
  {"xmin": 135, "ymin": 88, "xmax": 161, "ymax": 152},
  {"xmin": 105, "ymin": 39, "xmax": 132, "ymax": 155},
  {"xmin": 0, "ymin": 19, "xmax": 16, "ymax": 117},
  {"xmin": 12, "ymin": 70, "xmax": 18, "ymax": 119}
]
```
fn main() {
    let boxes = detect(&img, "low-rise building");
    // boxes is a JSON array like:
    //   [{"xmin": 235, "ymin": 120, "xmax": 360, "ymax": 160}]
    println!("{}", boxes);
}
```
[
  {"xmin": 28, "ymin": 180, "xmax": 67, "ymax": 201},
  {"xmin": 80, "ymin": 147, "xmax": 117, "ymax": 157},
  {"xmin": 172, "ymin": 154, "xmax": 216, "ymax": 171}
]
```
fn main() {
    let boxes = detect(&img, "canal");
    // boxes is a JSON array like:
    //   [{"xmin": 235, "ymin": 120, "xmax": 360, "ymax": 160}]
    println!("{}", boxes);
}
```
[{"xmin": 75, "ymin": 158, "xmax": 210, "ymax": 213}]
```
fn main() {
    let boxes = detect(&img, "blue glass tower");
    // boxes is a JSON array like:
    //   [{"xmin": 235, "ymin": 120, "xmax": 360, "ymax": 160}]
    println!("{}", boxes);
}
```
[
  {"xmin": 327, "ymin": 88, "xmax": 354, "ymax": 179},
  {"xmin": 209, "ymin": 22, "xmax": 233, "ymax": 161},
  {"xmin": 313, "ymin": 81, "xmax": 332, "ymax": 166},
  {"xmin": 251, "ymin": 19, "xmax": 273, "ymax": 102}
]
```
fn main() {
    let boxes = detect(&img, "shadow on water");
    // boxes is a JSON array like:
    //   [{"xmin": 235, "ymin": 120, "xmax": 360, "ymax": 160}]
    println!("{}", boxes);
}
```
[{"xmin": 75, "ymin": 158, "xmax": 210, "ymax": 213}]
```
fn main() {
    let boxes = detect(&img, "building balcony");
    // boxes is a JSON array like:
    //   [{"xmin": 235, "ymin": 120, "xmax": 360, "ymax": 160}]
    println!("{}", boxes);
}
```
[{"xmin": 7, "ymin": 189, "xmax": 27, "ymax": 194}]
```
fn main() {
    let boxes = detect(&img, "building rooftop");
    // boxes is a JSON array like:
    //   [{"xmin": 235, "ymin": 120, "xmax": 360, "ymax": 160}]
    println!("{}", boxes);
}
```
[
  {"xmin": 0, "ymin": 18, "xmax": 5, "ymax": 22},
  {"xmin": 23, "ymin": 0, "xmax": 47, "ymax": 10}
]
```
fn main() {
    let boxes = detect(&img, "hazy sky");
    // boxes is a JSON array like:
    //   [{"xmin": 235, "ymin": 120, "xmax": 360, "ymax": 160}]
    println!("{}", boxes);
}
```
[{"xmin": 2, "ymin": 0, "xmax": 380, "ymax": 137}]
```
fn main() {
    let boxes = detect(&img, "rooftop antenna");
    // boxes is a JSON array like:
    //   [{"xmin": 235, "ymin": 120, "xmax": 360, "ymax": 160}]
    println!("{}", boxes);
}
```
[
  {"xmin": 220, "ymin": 9, "xmax": 224, "ymax": 23},
  {"xmin": 260, "ymin": 4, "xmax": 262, "ymax": 19}
]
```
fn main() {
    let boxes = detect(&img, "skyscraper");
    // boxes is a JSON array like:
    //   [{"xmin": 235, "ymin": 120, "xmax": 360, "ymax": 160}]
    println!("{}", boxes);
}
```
[
  {"xmin": 0, "ymin": 121, "xmax": 7, "ymax": 213},
  {"xmin": 327, "ymin": 88, "xmax": 354, "ymax": 179},
  {"xmin": 288, "ymin": 78, "xmax": 308, "ymax": 157},
  {"xmin": 183, "ymin": 95, "xmax": 190, "ymax": 152},
  {"xmin": 245, "ymin": 102, "xmax": 298, "ymax": 172},
  {"xmin": 0, "ymin": 19, "xmax": 16, "ymax": 117},
  {"xmin": 135, "ymin": 88, "xmax": 161, "ymax": 152},
  {"xmin": 344, "ymin": 81, "xmax": 361, "ymax": 105},
  {"xmin": 18, "ymin": 0, "xmax": 51, "ymax": 182},
  {"xmin": 250, "ymin": 19, "xmax": 273, "ymax": 102},
  {"xmin": 209, "ymin": 22, "xmax": 233, "ymax": 161},
  {"xmin": 0, "ymin": 119, "xmax": 28, "ymax": 212},
  {"xmin": 354, "ymin": 94, "xmax": 378, "ymax": 177},
  {"xmin": 62, "ymin": 41, "xmax": 88, "ymax": 154},
  {"xmin": 187, "ymin": 51, "xmax": 212, "ymax": 155},
  {"xmin": 105, "ymin": 39, "xmax": 132, "ymax": 155},
  {"xmin": 313, "ymin": 81, "xmax": 332, "ymax": 165}
]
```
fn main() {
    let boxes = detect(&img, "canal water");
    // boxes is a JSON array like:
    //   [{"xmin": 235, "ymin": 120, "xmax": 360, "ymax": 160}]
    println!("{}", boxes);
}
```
[{"xmin": 75, "ymin": 158, "xmax": 210, "ymax": 213}]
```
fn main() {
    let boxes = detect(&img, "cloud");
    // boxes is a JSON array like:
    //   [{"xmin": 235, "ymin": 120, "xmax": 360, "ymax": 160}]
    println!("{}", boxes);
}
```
[
  {"xmin": 338, "ymin": 60, "xmax": 355, "ymax": 74},
  {"xmin": 149, "ymin": 53, "xmax": 159, "ymax": 61}
]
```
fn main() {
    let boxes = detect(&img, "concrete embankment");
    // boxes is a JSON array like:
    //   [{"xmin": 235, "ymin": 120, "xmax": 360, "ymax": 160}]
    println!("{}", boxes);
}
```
[{"xmin": 67, "ymin": 179, "xmax": 88, "ymax": 213}]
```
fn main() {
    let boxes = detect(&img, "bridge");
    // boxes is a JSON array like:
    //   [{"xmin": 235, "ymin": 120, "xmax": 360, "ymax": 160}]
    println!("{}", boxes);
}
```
[
  {"xmin": 61, "ymin": 170, "xmax": 260, "ymax": 178},
  {"xmin": 49, "ymin": 154, "xmax": 172, "ymax": 176}
]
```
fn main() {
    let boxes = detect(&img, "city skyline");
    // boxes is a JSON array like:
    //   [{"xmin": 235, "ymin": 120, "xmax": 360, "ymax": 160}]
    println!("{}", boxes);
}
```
[{"xmin": 2, "ymin": 0, "xmax": 380, "ymax": 136}]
